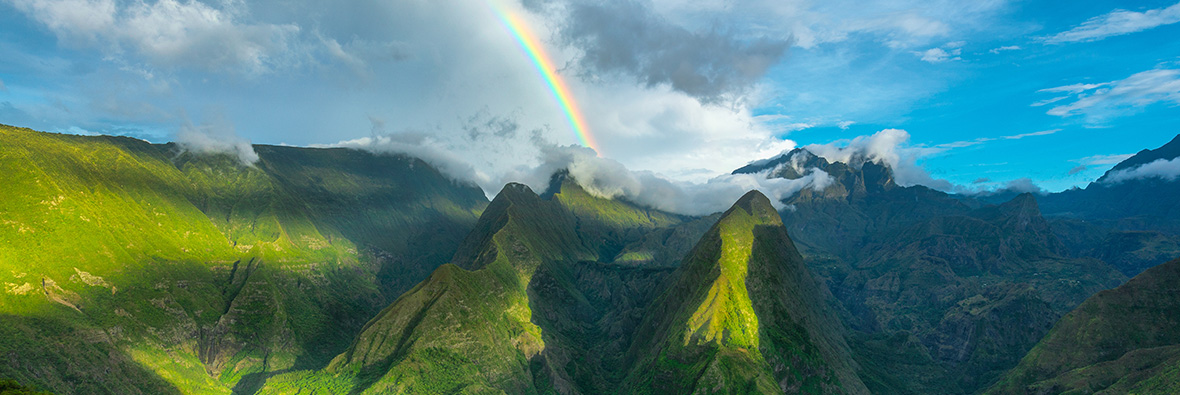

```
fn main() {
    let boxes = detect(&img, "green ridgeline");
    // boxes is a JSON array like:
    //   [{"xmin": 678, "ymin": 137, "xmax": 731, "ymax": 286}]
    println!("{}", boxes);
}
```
[
  {"xmin": 0, "ymin": 125, "xmax": 486, "ymax": 394},
  {"xmin": 987, "ymin": 257, "xmax": 1180, "ymax": 394},
  {"xmin": 271, "ymin": 185, "xmax": 868, "ymax": 394},
  {"xmin": 621, "ymin": 191, "xmax": 867, "ymax": 394},
  {"xmin": 262, "ymin": 179, "xmax": 697, "ymax": 394}
]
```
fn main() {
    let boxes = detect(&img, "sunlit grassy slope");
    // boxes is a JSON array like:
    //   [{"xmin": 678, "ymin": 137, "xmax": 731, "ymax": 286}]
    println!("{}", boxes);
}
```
[
  {"xmin": 622, "ymin": 191, "xmax": 867, "ymax": 394},
  {"xmin": 0, "ymin": 124, "xmax": 487, "ymax": 394}
]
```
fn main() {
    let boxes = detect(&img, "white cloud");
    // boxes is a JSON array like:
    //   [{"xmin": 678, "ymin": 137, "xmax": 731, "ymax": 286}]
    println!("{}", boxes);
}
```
[
  {"xmin": 999, "ymin": 177, "xmax": 1044, "ymax": 194},
  {"xmin": 1044, "ymin": 2, "xmax": 1180, "ymax": 44},
  {"xmin": 836, "ymin": 120, "xmax": 855, "ymax": 129},
  {"xmin": 504, "ymin": 144, "xmax": 834, "ymax": 215},
  {"xmin": 1104, "ymin": 157, "xmax": 1180, "ymax": 183},
  {"xmin": 916, "ymin": 42, "xmax": 964, "ymax": 63},
  {"xmin": 930, "ymin": 129, "xmax": 1060, "ymax": 150},
  {"xmin": 1038, "ymin": 82, "xmax": 1110, "ymax": 94},
  {"xmin": 1041, "ymin": 68, "xmax": 1180, "ymax": 122},
  {"xmin": 988, "ymin": 45, "xmax": 1021, "ymax": 54},
  {"xmin": 7, "ymin": 0, "xmax": 300, "ymax": 73},
  {"xmin": 175, "ymin": 117, "xmax": 258, "ymax": 166},
  {"xmin": 329, "ymin": 132, "xmax": 485, "ymax": 187},
  {"xmin": 803, "ymin": 128, "xmax": 952, "ymax": 190}
]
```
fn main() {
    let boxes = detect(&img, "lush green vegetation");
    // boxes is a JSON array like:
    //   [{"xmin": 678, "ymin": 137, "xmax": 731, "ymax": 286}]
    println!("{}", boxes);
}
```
[
  {"xmin": 987, "ymin": 257, "xmax": 1180, "ymax": 394},
  {"xmin": 0, "ymin": 125, "xmax": 486, "ymax": 394},
  {"xmin": 6, "ymin": 123, "xmax": 1179, "ymax": 394},
  {"xmin": 621, "ymin": 191, "xmax": 866, "ymax": 394}
]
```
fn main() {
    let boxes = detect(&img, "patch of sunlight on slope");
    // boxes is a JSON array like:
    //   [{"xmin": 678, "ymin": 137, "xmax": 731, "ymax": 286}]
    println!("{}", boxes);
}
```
[
  {"xmin": 684, "ymin": 203, "xmax": 759, "ymax": 350},
  {"xmin": 128, "ymin": 344, "xmax": 232, "ymax": 395}
]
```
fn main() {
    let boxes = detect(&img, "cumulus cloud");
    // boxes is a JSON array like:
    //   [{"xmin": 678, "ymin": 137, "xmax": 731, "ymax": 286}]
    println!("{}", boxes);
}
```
[
  {"xmin": 7, "ymin": 0, "xmax": 300, "ymax": 73},
  {"xmin": 541, "ymin": 0, "xmax": 790, "ymax": 103},
  {"xmin": 330, "ymin": 131, "xmax": 485, "ymax": 187},
  {"xmin": 802, "ymin": 128, "xmax": 952, "ymax": 190},
  {"xmin": 999, "ymin": 177, "xmax": 1045, "ymax": 194},
  {"xmin": 1040, "ymin": 68, "xmax": 1180, "ymax": 123},
  {"xmin": 1043, "ymin": 2, "xmax": 1180, "ymax": 44},
  {"xmin": 175, "ymin": 117, "xmax": 258, "ymax": 165},
  {"xmin": 1103, "ymin": 157, "xmax": 1180, "ymax": 183},
  {"xmin": 915, "ymin": 42, "xmax": 963, "ymax": 63}
]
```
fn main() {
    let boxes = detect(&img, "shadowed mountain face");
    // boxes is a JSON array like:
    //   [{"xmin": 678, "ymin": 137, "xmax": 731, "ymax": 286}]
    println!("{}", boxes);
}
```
[
  {"xmin": 988, "ymin": 257, "xmax": 1180, "ymax": 394},
  {"xmin": 0, "ymin": 125, "xmax": 487, "ymax": 394},
  {"xmin": 742, "ymin": 148, "xmax": 1127, "ymax": 394}
]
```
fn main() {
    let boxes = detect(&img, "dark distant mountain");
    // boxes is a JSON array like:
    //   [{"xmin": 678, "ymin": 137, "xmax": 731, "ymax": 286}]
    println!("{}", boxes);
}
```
[
  {"xmin": 988, "ymin": 257, "xmax": 1180, "ymax": 394},
  {"xmin": 1027, "ymin": 134, "xmax": 1180, "ymax": 278},
  {"xmin": 1038, "ymin": 134, "xmax": 1180, "ymax": 233},
  {"xmin": 739, "ymin": 148, "xmax": 1126, "ymax": 394}
]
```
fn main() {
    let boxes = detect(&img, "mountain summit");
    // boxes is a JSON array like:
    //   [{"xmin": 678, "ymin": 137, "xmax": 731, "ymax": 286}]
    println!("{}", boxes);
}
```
[{"xmin": 623, "ymin": 190, "xmax": 868, "ymax": 394}]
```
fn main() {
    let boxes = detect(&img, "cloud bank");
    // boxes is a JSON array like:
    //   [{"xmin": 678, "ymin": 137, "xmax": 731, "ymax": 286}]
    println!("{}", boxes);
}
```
[
  {"xmin": 1104, "ymin": 157, "xmax": 1180, "ymax": 184},
  {"xmin": 537, "ymin": 0, "xmax": 790, "ymax": 103},
  {"xmin": 175, "ymin": 118, "xmax": 259, "ymax": 165},
  {"xmin": 334, "ymin": 128, "xmax": 973, "ymax": 216},
  {"xmin": 7, "ymin": 0, "xmax": 300, "ymax": 74}
]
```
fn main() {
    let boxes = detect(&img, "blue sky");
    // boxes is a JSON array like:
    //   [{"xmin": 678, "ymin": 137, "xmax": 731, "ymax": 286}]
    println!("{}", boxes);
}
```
[{"xmin": 1, "ymin": 0, "xmax": 1179, "ymax": 198}]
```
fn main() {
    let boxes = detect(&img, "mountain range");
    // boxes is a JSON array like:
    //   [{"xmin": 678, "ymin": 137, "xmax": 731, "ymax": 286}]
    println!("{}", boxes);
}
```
[{"xmin": 2, "ymin": 122, "xmax": 1180, "ymax": 394}]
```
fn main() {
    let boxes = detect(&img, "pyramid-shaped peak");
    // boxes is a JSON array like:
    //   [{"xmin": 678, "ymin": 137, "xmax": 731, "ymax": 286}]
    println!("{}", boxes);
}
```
[{"xmin": 727, "ymin": 190, "xmax": 782, "ymax": 225}]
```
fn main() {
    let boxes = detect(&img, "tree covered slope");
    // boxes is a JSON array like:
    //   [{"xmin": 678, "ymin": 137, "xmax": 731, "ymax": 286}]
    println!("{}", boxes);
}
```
[
  {"xmin": 988, "ymin": 257, "xmax": 1180, "ymax": 394},
  {"xmin": 622, "ymin": 191, "xmax": 867, "ymax": 394},
  {"xmin": 0, "ymin": 125, "xmax": 487, "ymax": 394}
]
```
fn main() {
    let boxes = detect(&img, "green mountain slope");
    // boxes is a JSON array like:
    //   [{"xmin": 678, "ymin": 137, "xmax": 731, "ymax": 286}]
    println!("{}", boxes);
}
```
[
  {"xmin": 622, "ymin": 191, "xmax": 868, "ymax": 394},
  {"xmin": 0, "ymin": 125, "xmax": 486, "ymax": 394},
  {"xmin": 265, "ymin": 179, "xmax": 698, "ymax": 394},
  {"xmin": 988, "ymin": 257, "xmax": 1180, "ymax": 394}
]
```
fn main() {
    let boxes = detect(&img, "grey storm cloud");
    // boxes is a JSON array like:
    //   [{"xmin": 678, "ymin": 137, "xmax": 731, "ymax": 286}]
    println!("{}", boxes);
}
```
[{"xmin": 538, "ymin": 0, "xmax": 790, "ymax": 103}]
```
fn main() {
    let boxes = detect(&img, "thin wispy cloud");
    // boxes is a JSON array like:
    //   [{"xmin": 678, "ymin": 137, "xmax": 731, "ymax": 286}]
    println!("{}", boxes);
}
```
[
  {"xmin": 1069, "ymin": 153, "xmax": 1134, "ymax": 175},
  {"xmin": 1044, "ymin": 2, "xmax": 1180, "ymax": 44},
  {"xmin": 1041, "ymin": 68, "xmax": 1180, "ymax": 123},
  {"xmin": 932, "ymin": 129, "xmax": 1061, "ymax": 150},
  {"xmin": 989, "ymin": 45, "xmax": 1021, "ymax": 54}
]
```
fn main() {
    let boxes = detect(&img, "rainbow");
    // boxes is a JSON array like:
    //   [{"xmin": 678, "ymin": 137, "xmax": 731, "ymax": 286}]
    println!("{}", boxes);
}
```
[{"xmin": 490, "ymin": 4, "xmax": 599, "ymax": 154}]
